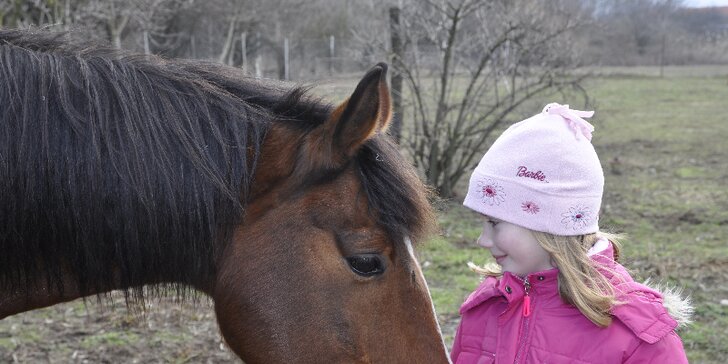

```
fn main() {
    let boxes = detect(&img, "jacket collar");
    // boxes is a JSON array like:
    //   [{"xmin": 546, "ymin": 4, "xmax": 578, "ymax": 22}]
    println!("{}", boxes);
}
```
[
  {"xmin": 459, "ymin": 268, "xmax": 559, "ymax": 314},
  {"xmin": 497, "ymin": 268, "xmax": 561, "ymax": 304}
]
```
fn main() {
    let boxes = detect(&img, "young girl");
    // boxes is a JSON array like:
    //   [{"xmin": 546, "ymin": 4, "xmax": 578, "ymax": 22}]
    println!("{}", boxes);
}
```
[{"xmin": 451, "ymin": 103, "xmax": 691, "ymax": 363}]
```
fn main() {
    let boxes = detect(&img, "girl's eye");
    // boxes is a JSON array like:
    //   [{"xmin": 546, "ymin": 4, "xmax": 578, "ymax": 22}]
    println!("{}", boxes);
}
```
[{"xmin": 487, "ymin": 219, "xmax": 498, "ymax": 226}]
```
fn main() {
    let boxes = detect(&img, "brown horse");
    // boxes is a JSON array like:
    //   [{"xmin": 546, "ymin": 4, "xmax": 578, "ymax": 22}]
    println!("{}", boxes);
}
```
[{"xmin": 0, "ymin": 29, "xmax": 451, "ymax": 362}]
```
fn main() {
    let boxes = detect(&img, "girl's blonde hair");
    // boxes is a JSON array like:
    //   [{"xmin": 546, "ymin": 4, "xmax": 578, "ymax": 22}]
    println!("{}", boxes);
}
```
[{"xmin": 470, "ymin": 231, "xmax": 623, "ymax": 327}]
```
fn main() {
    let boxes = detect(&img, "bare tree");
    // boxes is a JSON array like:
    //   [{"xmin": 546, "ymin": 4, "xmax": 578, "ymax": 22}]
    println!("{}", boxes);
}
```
[
  {"xmin": 73, "ymin": 0, "xmax": 135, "ymax": 48},
  {"xmin": 353, "ymin": 0, "xmax": 592, "ymax": 196},
  {"xmin": 132, "ymin": 0, "xmax": 198, "ymax": 57},
  {"xmin": 0, "ymin": 0, "xmax": 78, "ymax": 28},
  {"xmin": 183, "ymin": 0, "xmax": 311, "ymax": 75}
]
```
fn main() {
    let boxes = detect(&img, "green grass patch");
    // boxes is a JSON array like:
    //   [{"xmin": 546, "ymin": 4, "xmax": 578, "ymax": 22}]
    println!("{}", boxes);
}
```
[
  {"xmin": 81, "ymin": 331, "xmax": 141, "ymax": 349},
  {"xmin": 152, "ymin": 331, "xmax": 193, "ymax": 346},
  {"xmin": 0, "ymin": 337, "xmax": 16, "ymax": 351}
]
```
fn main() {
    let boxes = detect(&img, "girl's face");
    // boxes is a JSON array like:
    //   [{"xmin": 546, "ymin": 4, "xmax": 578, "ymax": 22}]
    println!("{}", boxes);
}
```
[{"xmin": 477, "ymin": 215, "xmax": 554, "ymax": 277}]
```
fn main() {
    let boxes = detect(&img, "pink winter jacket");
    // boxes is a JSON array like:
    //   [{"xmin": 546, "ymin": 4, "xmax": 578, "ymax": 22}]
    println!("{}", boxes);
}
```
[{"xmin": 451, "ymin": 244, "xmax": 690, "ymax": 363}]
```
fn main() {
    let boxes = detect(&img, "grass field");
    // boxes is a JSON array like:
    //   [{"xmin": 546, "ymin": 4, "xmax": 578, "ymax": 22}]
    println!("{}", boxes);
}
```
[{"xmin": 1, "ymin": 66, "xmax": 727, "ymax": 363}]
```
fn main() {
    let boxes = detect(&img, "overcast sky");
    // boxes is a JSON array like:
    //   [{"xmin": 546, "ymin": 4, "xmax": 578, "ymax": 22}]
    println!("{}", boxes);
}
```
[{"xmin": 683, "ymin": 0, "xmax": 728, "ymax": 7}]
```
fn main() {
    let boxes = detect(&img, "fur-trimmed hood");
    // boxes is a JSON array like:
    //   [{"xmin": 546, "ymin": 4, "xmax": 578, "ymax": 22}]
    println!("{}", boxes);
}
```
[
  {"xmin": 589, "ymin": 243, "xmax": 693, "ymax": 343},
  {"xmin": 644, "ymin": 279, "xmax": 694, "ymax": 329}
]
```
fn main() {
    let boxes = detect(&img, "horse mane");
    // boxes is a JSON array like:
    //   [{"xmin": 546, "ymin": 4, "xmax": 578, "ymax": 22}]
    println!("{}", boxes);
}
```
[{"xmin": 0, "ymin": 28, "xmax": 434, "ymax": 303}]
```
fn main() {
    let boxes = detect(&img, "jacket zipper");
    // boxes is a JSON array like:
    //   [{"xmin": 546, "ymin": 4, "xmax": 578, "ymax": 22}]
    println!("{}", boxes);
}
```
[{"xmin": 513, "ymin": 276, "xmax": 532, "ymax": 364}]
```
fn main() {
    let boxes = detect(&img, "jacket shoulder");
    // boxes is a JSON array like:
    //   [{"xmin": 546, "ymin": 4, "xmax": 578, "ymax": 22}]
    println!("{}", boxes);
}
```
[
  {"xmin": 595, "ymin": 251, "xmax": 692, "ymax": 344},
  {"xmin": 459, "ymin": 276, "xmax": 501, "ymax": 314},
  {"xmin": 611, "ymin": 279, "xmax": 691, "ymax": 344}
]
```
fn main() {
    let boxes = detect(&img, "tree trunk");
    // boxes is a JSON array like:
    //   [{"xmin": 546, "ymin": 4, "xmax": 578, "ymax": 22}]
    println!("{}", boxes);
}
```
[
  {"xmin": 389, "ymin": 6, "xmax": 404, "ymax": 144},
  {"xmin": 107, "ymin": 2, "xmax": 129, "ymax": 49},
  {"xmin": 427, "ymin": 141, "xmax": 440, "ymax": 191},
  {"xmin": 218, "ymin": 15, "xmax": 238, "ymax": 64}
]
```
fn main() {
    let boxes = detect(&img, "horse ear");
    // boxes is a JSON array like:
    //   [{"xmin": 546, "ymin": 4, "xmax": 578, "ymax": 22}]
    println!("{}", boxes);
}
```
[{"xmin": 327, "ymin": 63, "xmax": 392, "ymax": 156}]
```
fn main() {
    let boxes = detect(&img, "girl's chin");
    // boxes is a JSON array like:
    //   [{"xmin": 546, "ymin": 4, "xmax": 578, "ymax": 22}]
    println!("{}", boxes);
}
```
[{"xmin": 501, "ymin": 266, "xmax": 525, "ymax": 277}]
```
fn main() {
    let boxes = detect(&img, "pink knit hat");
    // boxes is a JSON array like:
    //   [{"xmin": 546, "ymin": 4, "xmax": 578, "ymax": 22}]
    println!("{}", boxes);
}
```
[{"xmin": 463, "ymin": 103, "xmax": 604, "ymax": 236}]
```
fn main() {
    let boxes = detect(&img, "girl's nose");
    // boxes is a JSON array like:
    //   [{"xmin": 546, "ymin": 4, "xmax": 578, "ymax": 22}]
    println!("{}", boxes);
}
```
[{"xmin": 477, "ymin": 231, "xmax": 493, "ymax": 248}]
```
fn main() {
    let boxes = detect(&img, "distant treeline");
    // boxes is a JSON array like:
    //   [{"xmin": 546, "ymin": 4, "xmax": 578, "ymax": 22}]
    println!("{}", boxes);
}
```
[{"xmin": 2, "ymin": 0, "xmax": 726, "ymax": 78}]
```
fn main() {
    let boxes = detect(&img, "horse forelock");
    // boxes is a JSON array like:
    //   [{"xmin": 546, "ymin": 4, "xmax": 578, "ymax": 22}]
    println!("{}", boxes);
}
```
[{"xmin": 356, "ymin": 137, "xmax": 437, "ymax": 246}]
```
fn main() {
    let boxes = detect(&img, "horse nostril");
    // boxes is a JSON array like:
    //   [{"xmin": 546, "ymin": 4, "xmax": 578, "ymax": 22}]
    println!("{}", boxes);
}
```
[{"xmin": 346, "ymin": 255, "xmax": 385, "ymax": 277}]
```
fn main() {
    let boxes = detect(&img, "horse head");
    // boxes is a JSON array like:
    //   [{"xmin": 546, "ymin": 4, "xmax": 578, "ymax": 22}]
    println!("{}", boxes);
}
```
[{"xmin": 213, "ymin": 64, "xmax": 450, "ymax": 363}]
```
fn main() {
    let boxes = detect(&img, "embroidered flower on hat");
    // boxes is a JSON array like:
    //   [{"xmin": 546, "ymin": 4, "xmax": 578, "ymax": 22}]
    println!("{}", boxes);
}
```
[
  {"xmin": 521, "ymin": 201, "xmax": 540, "ymax": 214},
  {"xmin": 477, "ymin": 179, "xmax": 505, "ymax": 206},
  {"xmin": 561, "ymin": 205, "xmax": 592, "ymax": 230}
]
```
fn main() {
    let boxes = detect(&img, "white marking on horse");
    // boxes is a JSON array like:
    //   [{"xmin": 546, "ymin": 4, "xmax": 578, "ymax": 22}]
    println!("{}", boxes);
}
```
[{"xmin": 404, "ymin": 236, "xmax": 453, "ymax": 363}]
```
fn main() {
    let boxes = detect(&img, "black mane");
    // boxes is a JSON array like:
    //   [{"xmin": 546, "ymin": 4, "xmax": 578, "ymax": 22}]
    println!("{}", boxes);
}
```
[{"xmin": 0, "ymin": 28, "xmax": 433, "ymax": 302}]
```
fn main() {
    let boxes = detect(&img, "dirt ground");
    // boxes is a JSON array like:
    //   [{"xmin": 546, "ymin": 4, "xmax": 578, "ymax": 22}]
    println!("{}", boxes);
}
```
[{"xmin": 0, "ymin": 294, "xmax": 239, "ymax": 363}]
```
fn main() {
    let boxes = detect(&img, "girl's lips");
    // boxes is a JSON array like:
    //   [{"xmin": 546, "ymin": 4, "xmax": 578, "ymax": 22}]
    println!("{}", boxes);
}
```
[{"xmin": 493, "ymin": 255, "xmax": 506, "ymax": 264}]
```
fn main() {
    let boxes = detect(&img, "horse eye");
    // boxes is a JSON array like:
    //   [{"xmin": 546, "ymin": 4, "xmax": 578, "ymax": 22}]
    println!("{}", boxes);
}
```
[{"xmin": 346, "ymin": 255, "xmax": 384, "ymax": 277}]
